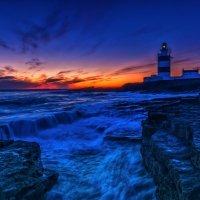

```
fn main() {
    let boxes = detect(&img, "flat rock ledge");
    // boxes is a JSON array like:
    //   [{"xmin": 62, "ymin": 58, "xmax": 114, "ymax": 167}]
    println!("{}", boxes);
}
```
[
  {"xmin": 0, "ymin": 140, "xmax": 59, "ymax": 200},
  {"xmin": 141, "ymin": 96, "xmax": 200, "ymax": 200}
]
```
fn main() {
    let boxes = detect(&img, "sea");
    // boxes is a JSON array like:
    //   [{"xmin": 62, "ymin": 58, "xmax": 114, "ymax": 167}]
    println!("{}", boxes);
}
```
[{"xmin": 0, "ymin": 90, "xmax": 197, "ymax": 200}]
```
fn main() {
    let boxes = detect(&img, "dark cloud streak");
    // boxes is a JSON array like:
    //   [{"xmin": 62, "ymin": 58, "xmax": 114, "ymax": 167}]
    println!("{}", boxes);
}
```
[
  {"xmin": 111, "ymin": 63, "xmax": 156, "ymax": 76},
  {"xmin": 172, "ymin": 57, "xmax": 200, "ymax": 64},
  {"xmin": 0, "ymin": 66, "xmax": 18, "ymax": 76},
  {"xmin": 83, "ymin": 40, "xmax": 104, "ymax": 56},
  {"xmin": 25, "ymin": 58, "xmax": 43, "ymax": 69},
  {"xmin": 45, "ymin": 78, "xmax": 63, "ymax": 83},
  {"xmin": 57, "ymin": 70, "xmax": 73, "ymax": 75},
  {"xmin": 3, "ymin": 66, "xmax": 18, "ymax": 73},
  {"xmin": 0, "ymin": 76, "xmax": 40, "ymax": 89},
  {"xmin": 18, "ymin": 8, "xmax": 71, "ymax": 53},
  {"xmin": 0, "ymin": 39, "xmax": 15, "ymax": 51},
  {"xmin": 133, "ymin": 26, "xmax": 161, "ymax": 36},
  {"xmin": 0, "ymin": 76, "xmax": 15, "ymax": 80}
]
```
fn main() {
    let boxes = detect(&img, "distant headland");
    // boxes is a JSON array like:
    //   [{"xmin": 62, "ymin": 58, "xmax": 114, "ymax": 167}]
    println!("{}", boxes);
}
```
[{"xmin": 72, "ymin": 78, "xmax": 200, "ymax": 93}]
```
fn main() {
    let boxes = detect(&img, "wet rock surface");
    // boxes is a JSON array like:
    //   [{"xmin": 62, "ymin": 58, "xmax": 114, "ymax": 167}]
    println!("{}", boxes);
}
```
[
  {"xmin": 0, "ymin": 140, "xmax": 58, "ymax": 200},
  {"xmin": 141, "ymin": 95, "xmax": 200, "ymax": 199}
]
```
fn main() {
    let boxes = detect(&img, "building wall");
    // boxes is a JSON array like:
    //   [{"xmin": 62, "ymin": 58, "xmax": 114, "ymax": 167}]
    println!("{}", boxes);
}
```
[
  {"xmin": 181, "ymin": 72, "xmax": 200, "ymax": 79},
  {"xmin": 143, "ymin": 76, "xmax": 163, "ymax": 82},
  {"xmin": 157, "ymin": 72, "xmax": 171, "ymax": 80}
]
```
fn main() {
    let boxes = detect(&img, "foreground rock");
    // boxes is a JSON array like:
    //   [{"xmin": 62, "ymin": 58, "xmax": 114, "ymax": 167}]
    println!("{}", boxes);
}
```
[
  {"xmin": 141, "ymin": 96, "xmax": 200, "ymax": 199},
  {"xmin": 0, "ymin": 140, "xmax": 58, "ymax": 199}
]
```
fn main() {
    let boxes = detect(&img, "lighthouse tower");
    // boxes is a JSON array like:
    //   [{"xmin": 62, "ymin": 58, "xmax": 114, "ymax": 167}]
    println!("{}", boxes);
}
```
[{"xmin": 158, "ymin": 42, "xmax": 171, "ymax": 79}]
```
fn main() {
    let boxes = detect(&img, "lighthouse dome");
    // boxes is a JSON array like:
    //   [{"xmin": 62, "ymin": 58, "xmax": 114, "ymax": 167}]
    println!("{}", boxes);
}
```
[{"xmin": 162, "ymin": 42, "xmax": 167, "ymax": 49}]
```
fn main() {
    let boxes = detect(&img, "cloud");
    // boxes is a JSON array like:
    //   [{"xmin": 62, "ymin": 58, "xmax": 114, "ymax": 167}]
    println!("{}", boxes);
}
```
[
  {"xmin": 3, "ymin": 66, "xmax": 18, "ymax": 73},
  {"xmin": 38, "ymin": 74, "xmax": 47, "ymax": 80},
  {"xmin": 0, "ymin": 39, "xmax": 14, "ymax": 51},
  {"xmin": 83, "ymin": 75, "xmax": 105, "ymax": 82},
  {"xmin": 83, "ymin": 40, "xmax": 103, "ymax": 56},
  {"xmin": 172, "ymin": 57, "xmax": 198, "ymax": 64},
  {"xmin": 0, "ymin": 76, "xmax": 15, "ymax": 80},
  {"xmin": 0, "ymin": 69, "xmax": 112, "ymax": 89},
  {"xmin": 45, "ymin": 78, "xmax": 63, "ymax": 83},
  {"xmin": 0, "ymin": 70, "xmax": 5, "ymax": 76},
  {"xmin": 17, "ymin": 8, "xmax": 71, "ymax": 53},
  {"xmin": 76, "ymin": 70, "xmax": 88, "ymax": 75},
  {"xmin": 57, "ymin": 70, "xmax": 73, "ymax": 75},
  {"xmin": 41, "ymin": 72, "xmax": 110, "ymax": 88},
  {"xmin": 137, "ymin": 70, "xmax": 156, "ymax": 74},
  {"xmin": 0, "ymin": 76, "xmax": 40, "ymax": 89},
  {"xmin": 111, "ymin": 63, "xmax": 156, "ymax": 76},
  {"xmin": 45, "ymin": 76, "xmax": 83, "ymax": 84},
  {"xmin": 57, "ymin": 70, "xmax": 88, "ymax": 76},
  {"xmin": 63, "ymin": 77, "xmax": 84, "ymax": 84},
  {"xmin": 42, "ymin": 76, "xmax": 84, "ymax": 88},
  {"xmin": 25, "ymin": 58, "xmax": 44, "ymax": 69},
  {"xmin": 133, "ymin": 26, "xmax": 160, "ymax": 36},
  {"xmin": 0, "ymin": 66, "xmax": 18, "ymax": 76}
]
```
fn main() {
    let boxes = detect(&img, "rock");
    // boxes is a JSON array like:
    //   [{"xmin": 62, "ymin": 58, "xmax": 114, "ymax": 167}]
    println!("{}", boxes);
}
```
[
  {"xmin": 141, "ymin": 97, "xmax": 200, "ymax": 200},
  {"xmin": 104, "ymin": 135, "xmax": 142, "ymax": 143},
  {"xmin": 148, "ymin": 112, "xmax": 168, "ymax": 124},
  {"xmin": 0, "ymin": 140, "xmax": 58, "ymax": 200},
  {"xmin": 0, "ymin": 140, "xmax": 14, "ymax": 148},
  {"xmin": 45, "ymin": 190, "xmax": 65, "ymax": 200}
]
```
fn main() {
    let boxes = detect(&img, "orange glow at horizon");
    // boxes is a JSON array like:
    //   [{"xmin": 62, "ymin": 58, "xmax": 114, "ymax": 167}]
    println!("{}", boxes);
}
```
[
  {"xmin": 1, "ymin": 57, "xmax": 199, "ymax": 90},
  {"xmin": 18, "ymin": 72, "xmax": 145, "ymax": 89},
  {"xmin": 5, "ymin": 59, "xmax": 147, "ymax": 89}
]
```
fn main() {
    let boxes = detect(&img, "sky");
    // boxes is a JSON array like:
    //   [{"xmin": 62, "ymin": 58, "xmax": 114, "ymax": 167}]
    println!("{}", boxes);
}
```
[{"xmin": 1, "ymin": 0, "xmax": 200, "ymax": 89}]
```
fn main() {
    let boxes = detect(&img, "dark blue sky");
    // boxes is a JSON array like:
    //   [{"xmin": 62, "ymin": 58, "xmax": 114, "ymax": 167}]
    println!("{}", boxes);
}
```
[{"xmin": 0, "ymin": 0, "xmax": 200, "ymax": 89}]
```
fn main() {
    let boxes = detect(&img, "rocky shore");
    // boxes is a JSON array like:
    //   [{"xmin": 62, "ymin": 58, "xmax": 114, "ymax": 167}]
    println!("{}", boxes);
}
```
[
  {"xmin": 73, "ymin": 78, "xmax": 200, "ymax": 93},
  {"xmin": 141, "ymin": 95, "xmax": 200, "ymax": 199},
  {"xmin": 0, "ymin": 140, "xmax": 58, "ymax": 199},
  {"xmin": 122, "ymin": 79, "xmax": 200, "ymax": 93}
]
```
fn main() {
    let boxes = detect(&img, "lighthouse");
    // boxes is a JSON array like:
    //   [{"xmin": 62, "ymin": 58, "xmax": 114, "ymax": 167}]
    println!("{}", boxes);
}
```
[
  {"xmin": 157, "ymin": 42, "xmax": 171, "ymax": 79},
  {"xmin": 143, "ymin": 42, "xmax": 200, "ymax": 82}
]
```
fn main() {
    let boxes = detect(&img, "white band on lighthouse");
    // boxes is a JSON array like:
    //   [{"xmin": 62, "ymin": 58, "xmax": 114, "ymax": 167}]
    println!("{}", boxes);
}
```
[{"xmin": 158, "ymin": 61, "xmax": 170, "ymax": 67}]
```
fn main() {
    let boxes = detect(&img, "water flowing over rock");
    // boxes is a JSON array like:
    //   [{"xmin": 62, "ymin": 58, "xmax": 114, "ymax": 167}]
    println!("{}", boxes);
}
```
[
  {"xmin": 0, "ymin": 111, "xmax": 80, "ymax": 139},
  {"xmin": 0, "ymin": 140, "xmax": 58, "ymax": 199},
  {"xmin": 141, "ymin": 96, "xmax": 200, "ymax": 199}
]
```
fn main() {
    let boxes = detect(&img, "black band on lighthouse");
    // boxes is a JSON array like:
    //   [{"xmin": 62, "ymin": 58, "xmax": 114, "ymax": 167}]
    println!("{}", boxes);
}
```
[
  {"xmin": 158, "ymin": 67, "xmax": 170, "ymax": 72},
  {"xmin": 158, "ymin": 56, "xmax": 170, "ymax": 61}
]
